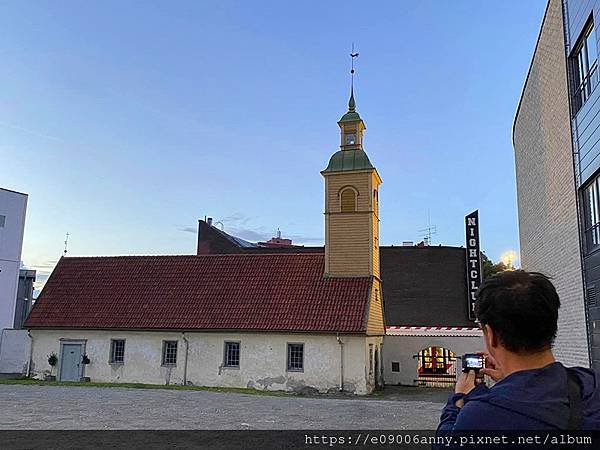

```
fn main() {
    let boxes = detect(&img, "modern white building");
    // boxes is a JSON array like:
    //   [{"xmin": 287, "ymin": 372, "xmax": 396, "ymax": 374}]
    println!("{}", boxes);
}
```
[
  {"xmin": 0, "ymin": 188, "xmax": 30, "ymax": 376},
  {"xmin": 0, "ymin": 188, "xmax": 28, "ymax": 330}
]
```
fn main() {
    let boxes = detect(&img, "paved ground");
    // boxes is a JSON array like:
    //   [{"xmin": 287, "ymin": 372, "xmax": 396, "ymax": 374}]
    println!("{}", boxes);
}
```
[{"xmin": 0, "ymin": 385, "xmax": 447, "ymax": 430}]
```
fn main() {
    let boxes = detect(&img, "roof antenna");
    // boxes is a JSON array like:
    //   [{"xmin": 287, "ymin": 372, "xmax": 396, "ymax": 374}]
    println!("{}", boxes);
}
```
[
  {"xmin": 277, "ymin": 227, "xmax": 282, "ymax": 239},
  {"xmin": 418, "ymin": 211, "xmax": 437, "ymax": 245},
  {"xmin": 63, "ymin": 232, "xmax": 70, "ymax": 256}
]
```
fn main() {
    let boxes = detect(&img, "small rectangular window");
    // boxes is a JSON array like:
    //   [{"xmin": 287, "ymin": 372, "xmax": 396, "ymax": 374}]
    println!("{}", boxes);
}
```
[
  {"xmin": 110, "ymin": 339, "xmax": 125, "ymax": 364},
  {"xmin": 584, "ymin": 175, "xmax": 600, "ymax": 251},
  {"xmin": 0, "ymin": 215, "xmax": 5, "ymax": 228},
  {"xmin": 287, "ymin": 343, "xmax": 304, "ymax": 372},
  {"xmin": 391, "ymin": 362, "xmax": 400, "ymax": 372},
  {"xmin": 162, "ymin": 340, "xmax": 178, "ymax": 366},
  {"xmin": 224, "ymin": 341, "xmax": 240, "ymax": 368}
]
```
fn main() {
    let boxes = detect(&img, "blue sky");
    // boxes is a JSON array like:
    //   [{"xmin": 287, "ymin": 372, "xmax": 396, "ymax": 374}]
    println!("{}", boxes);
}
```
[{"xmin": 1, "ymin": 1, "xmax": 546, "ymax": 289}]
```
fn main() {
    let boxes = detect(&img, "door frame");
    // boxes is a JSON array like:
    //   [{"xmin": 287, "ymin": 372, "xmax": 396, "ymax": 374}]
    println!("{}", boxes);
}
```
[{"xmin": 58, "ymin": 339, "xmax": 87, "ymax": 381}]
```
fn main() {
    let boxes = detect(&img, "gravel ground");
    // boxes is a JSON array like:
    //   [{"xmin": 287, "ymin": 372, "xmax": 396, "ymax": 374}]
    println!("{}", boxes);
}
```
[{"xmin": 0, "ymin": 384, "xmax": 447, "ymax": 430}]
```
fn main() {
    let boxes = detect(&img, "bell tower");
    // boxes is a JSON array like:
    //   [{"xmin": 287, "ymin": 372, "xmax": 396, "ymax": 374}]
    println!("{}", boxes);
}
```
[{"xmin": 321, "ymin": 54, "xmax": 382, "ymax": 278}]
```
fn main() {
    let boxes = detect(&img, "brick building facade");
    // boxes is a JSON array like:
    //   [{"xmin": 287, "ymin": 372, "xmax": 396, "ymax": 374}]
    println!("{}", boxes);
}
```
[{"xmin": 513, "ymin": 0, "xmax": 599, "ymax": 368}]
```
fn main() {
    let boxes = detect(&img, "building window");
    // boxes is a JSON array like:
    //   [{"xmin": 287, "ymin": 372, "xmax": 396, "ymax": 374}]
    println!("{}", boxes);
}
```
[
  {"xmin": 340, "ymin": 188, "xmax": 357, "ymax": 212},
  {"xmin": 0, "ymin": 215, "xmax": 5, "ymax": 227},
  {"xmin": 109, "ymin": 339, "xmax": 125, "ymax": 364},
  {"xmin": 287, "ymin": 343, "xmax": 304, "ymax": 372},
  {"xmin": 369, "ymin": 344, "xmax": 374, "ymax": 375},
  {"xmin": 571, "ymin": 19, "xmax": 598, "ymax": 114},
  {"xmin": 345, "ymin": 133, "xmax": 356, "ymax": 145},
  {"xmin": 162, "ymin": 340, "xmax": 178, "ymax": 366},
  {"xmin": 391, "ymin": 362, "xmax": 400, "ymax": 372},
  {"xmin": 224, "ymin": 341, "xmax": 240, "ymax": 368},
  {"xmin": 587, "ymin": 285, "xmax": 597, "ymax": 308},
  {"xmin": 584, "ymin": 175, "xmax": 600, "ymax": 251}
]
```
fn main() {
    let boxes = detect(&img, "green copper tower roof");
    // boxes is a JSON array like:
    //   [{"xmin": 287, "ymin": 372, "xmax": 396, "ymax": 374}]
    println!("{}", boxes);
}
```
[
  {"xmin": 322, "ymin": 149, "xmax": 374, "ymax": 173},
  {"xmin": 339, "ymin": 111, "xmax": 362, "ymax": 123}
]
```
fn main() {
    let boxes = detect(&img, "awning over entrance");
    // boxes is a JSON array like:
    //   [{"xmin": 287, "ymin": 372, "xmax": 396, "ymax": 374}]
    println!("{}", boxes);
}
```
[{"xmin": 386, "ymin": 326, "xmax": 482, "ymax": 338}]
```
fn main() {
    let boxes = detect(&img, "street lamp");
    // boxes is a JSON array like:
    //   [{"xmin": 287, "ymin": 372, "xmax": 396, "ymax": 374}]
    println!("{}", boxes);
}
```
[{"xmin": 501, "ymin": 250, "xmax": 518, "ymax": 270}]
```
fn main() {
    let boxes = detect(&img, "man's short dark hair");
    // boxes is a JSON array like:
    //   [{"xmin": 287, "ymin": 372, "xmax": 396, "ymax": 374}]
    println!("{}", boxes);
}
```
[{"xmin": 475, "ymin": 270, "xmax": 560, "ymax": 353}]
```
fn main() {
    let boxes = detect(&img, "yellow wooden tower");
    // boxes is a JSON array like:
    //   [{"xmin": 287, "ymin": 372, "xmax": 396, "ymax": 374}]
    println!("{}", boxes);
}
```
[
  {"xmin": 321, "ymin": 59, "xmax": 385, "ymax": 334},
  {"xmin": 321, "ymin": 86, "xmax": 382, "ymax": 279}
]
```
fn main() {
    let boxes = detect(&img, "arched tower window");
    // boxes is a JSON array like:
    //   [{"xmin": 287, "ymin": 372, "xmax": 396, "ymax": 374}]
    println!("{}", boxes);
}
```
[{"xmin": 340, "ymin": 187, "xmax": 357, "ymax": 212}]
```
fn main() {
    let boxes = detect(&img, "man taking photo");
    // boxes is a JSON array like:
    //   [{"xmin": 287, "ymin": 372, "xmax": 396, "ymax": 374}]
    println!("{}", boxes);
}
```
[{"xmin": 437, "ymin": 270, "xmax": 600, "ymax": 431}]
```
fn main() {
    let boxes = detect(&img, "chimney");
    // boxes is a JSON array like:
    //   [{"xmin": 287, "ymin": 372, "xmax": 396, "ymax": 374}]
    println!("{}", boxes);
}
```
[{"xmin": 207, "ymin": 217, "xmax": 213, "ymax": 226}]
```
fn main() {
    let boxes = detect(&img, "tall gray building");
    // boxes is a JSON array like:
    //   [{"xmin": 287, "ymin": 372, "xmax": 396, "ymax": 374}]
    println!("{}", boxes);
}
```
[
  {"xmin": 14, "ymin": 269, "xmax": 35, "ymax": 329},
  {"xmin": 514, "ymin": 0, "xmax": 600, "ymax": 369}
]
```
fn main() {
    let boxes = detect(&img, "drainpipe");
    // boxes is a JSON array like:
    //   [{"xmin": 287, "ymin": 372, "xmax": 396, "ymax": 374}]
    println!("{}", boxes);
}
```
[
  {"xmin": 182, "ymin": 332, "xmax": 189, "ymax": 386},
  {"xmin": 27, "ymin": 331, "xmax": 34, "ymax": 378},
  {"xmin": 336, "ymin": 333, "xmax": 344, "ymax": 392}
]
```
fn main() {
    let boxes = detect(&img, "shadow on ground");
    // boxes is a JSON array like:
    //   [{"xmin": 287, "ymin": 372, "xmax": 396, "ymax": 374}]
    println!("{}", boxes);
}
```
[{"xmin": 378, "ymin": 385, "xmax": 452, "ymax": 403}]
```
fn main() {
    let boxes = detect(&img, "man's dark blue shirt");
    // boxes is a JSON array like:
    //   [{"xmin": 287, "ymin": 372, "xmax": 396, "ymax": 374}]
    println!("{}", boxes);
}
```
[{"xmin": 437, "ymin": 362, "xmax": 600, "ymax": 431}]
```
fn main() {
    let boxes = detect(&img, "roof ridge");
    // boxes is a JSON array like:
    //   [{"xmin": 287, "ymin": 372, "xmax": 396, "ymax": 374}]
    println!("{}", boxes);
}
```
[{"xmin": 61, "ymin": 253, "xmax": 325, "ymax": 259}]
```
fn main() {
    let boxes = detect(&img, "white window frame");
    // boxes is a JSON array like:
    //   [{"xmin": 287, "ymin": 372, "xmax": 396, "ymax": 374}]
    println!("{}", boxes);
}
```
[{"xmin": 161, "ymin": 340, "xmax": 178, "ymax": 366}]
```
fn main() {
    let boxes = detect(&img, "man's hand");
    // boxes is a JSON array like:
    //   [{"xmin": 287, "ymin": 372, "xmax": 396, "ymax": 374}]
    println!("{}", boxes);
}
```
[
  {"xmin": 455, "ymin": 370, "xmax": 477, "ymax": 395},
  {"xmin": 479, "ymin": 352, "xmax": 505, "ymax": 382},
  {"xmin": 454, "ymin": 370, "xmax": 476, "ymax": 408}
]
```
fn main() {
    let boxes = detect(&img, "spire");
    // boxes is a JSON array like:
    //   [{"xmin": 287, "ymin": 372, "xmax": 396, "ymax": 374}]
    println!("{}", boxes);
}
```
[
  {"xmin": 349, "ymin": 44, "xmax": 359, "ymax": 112},
  {"xmin": 348, "ymin": 85, "xmax": 356, "ymax": 112}
]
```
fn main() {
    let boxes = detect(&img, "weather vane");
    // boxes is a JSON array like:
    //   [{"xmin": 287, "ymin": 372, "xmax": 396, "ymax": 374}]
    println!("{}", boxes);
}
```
[
  {"xmin": 63, "ymin": 232, "xmax": 69, "ymax": 256},
  {"xmin": 350, "ymin": 43, "xmax": 359, "ymax": 87}
]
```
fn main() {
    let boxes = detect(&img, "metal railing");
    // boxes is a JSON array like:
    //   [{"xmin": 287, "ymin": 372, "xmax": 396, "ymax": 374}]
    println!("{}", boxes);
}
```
[
  {"xmin": 573, "ymin": 62, "xmax": 598, "ymax": 115},
  {"xmin": 584, "ymin": 222, "xmax": 600, "ymax": 252}
]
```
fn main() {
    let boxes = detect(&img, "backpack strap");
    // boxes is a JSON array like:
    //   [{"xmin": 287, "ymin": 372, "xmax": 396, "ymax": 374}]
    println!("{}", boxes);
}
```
[{"xmin": 566, "ymin": 368, "xmax": 583, "ymax": 430}]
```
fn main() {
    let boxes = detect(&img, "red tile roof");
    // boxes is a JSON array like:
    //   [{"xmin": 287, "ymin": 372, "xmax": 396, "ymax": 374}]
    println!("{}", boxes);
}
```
[{"xmin": 25, "ymin": 254, "xmax": 372, "ymax": 333}]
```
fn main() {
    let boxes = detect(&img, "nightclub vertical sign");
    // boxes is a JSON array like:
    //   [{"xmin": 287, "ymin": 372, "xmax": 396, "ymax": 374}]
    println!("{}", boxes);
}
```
[{"xmin": 465, "ymin": 210, "xmax": 482, "ymax": 320}]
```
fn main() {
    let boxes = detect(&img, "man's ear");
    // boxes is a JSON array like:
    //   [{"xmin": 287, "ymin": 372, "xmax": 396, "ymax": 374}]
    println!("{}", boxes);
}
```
[{"xmin": 483, "ymin": 324, "xmax": 498, "ymax": 350}]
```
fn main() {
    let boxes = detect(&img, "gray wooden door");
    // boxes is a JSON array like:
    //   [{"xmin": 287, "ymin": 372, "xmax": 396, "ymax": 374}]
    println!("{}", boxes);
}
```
[{"xmin": 59, "ymin": 344, "xmax": 82, "ymax": 381}]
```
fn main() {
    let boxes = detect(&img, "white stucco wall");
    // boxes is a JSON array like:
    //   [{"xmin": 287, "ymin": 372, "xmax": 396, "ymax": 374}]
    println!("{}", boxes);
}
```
[
  {"xmin": 383, "ymin": 334, "xmax": 483, "ymax": 386},
  {"xmin": 0, "ymin": 329, "xmax": 30, "ymax": 374},
  {"xmin": 30, "ymin": 330, "xmax": 383, "ymax": 395}
]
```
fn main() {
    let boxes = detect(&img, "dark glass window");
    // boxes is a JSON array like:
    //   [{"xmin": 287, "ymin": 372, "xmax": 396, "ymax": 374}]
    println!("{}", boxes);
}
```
[
  {"xmin": 110, "ymin": 339, "xmax": 125, "ymax": 364},
  {"xmin": 571, "ymin": 20, "xmax": 598, "ymax": 114},
  {"xmin": 287, "ymin": 343, "xmax": 304, "ymax": 371},
  {"xmin": 162, "ymin": 341, "xmax": 178, "ymax": 366},
  {"xmin": 391, "ymin": 362, "xmax": 400, "ymax": 372},
  {"xmin": 584, "ymin": 175, "xmax": 600, "ymax": 251},
  {"xmin": 224, "ymin": 342, "xmax": 240, "ymax": 368}
]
